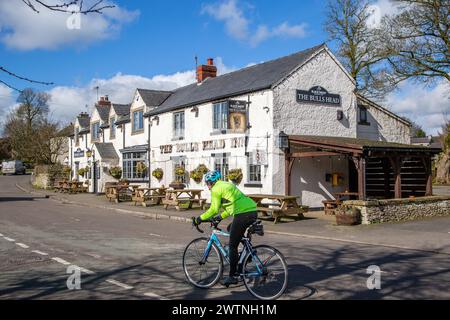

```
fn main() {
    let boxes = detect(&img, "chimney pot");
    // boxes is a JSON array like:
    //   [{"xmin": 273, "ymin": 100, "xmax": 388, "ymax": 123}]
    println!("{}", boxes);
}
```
[
  {"xmin": 207, "ymin": 58, "xmax": 214, "ymax": 66},
  {"xmin": 196, "ymin": 58, "xmax": 217, "ymax": 83}
]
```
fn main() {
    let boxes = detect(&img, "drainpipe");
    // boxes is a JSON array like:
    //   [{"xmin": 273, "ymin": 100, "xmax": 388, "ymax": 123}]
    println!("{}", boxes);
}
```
[{"xmin": 148, "ymin": 120, "xmax": 151, "ymax": 188}]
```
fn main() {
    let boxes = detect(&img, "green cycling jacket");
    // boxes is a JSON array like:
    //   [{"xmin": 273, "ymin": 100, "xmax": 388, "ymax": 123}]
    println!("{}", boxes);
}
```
[{"xmin": 200, "ymin": 180, "xmax": 257, "ymax": 221}]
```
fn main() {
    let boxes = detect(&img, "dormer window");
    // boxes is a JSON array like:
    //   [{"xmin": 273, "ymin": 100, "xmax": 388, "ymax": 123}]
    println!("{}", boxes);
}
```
[
  {"xmin": 132, "ymin": 109, "xmax": 144, "ymax": 133},
  {"xmin": 91, "ymin": 122, "xmax": 100, "ymax": 141}
]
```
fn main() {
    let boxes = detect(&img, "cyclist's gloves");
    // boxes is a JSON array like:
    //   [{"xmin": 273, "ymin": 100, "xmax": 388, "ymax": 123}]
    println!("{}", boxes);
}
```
[
  {"xmin": 192, "ymin": 216, "xmax": 202, "ymax": 226},
  {"xmin": 212, "ymin": 215, "xmax": 223, "ymax": 223}
]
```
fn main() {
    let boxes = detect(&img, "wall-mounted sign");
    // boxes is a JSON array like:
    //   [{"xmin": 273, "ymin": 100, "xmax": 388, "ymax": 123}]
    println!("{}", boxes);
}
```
[
  {"xmin": 176, "ymin": 142, "xmax": 200, "ymax": 153},
  {"xmin": 230, "ymin": 137, "xmax": 245, "ymax": 149},
  {"xmin": 252, "ymin": 149, "xmax": 267, "ymax": 165},
  {"xmin": 160, "ymin": 145, "xmax": 173, "ymax": 154},
  {"xmin": 296, "ymin": 86, "xmax": 341, "ymax": 106},
  {"xmin": 202, "ymin": 139, "xmax": 226, "ymax": 151},
  {"xmin": 74, "ymin": 148, "xmax": 85, "ymax": 158},
  {"xmin": 228, "ymin": 100, "xmax": 247, "ymax": 131}
]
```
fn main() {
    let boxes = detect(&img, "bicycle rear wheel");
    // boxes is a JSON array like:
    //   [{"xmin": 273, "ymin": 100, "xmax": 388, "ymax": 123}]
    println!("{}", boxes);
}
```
[
  {"xmin": 183, "ymin": 238, "xmax": 223, "ymax": 289},
  {"xmin": 242, "ymin": 245, "xmax": 288, "ymax": 300}
]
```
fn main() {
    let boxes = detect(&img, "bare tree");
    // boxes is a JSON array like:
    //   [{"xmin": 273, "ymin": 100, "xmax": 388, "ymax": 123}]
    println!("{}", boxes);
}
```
[
  {"xmin": 1, "ymin": 0, "xmax": 114, "ymax": 92},
  {"xmin": 382, "ymin": 0, "xmax": 450, "ymax": 85},
  {"xmin": 324, "ymin": 0, "xmax": 395, "ymax": 101},
  {"xmin": 21, "ymin": 0, "xmax": 114, "ymax": 14}
]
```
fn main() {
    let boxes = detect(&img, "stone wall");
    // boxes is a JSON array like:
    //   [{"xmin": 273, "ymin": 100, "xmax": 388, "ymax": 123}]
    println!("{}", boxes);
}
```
[{"xmin": 344, "ymin": 196, "xmax": 450, "ymax": 225}]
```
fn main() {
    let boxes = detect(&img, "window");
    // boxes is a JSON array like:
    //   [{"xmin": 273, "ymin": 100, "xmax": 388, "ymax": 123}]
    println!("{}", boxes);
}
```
[
  {"xmin": 122, "ymin": 152, "xmax": 147, "ymax": 180},
  {"xmin": 75, "ymin": 127, "xmax": 79, "ymax": 146},
  {"xmin": 173, "ymin": 111, "xmax": 185, "ymax": 139},
  {"xmin": 132, "ymin": 110, "xmax": 144, "ymax": 132},
  {"xmin": 173, "ymin": 157, "xmax": 186, "ymax": 183},
  {"xmin": 91, "ymin": 122, "xmax": 100, "ymax": 141},
  {"xmin": 359, "ymin": 106, "xmax": 369, "ymax": 124},
  {"xmin": 110, "ymin": 116, "xmax": 116, "ymax": 139},
  {"xmin": 213, "ymin": 102, "xmax": 228, "ymax": 130},
  {"xmin": 214, "ymin": 154, "xmax": 229, "ymax": 180},
  {"xmin": 248, "ymin": 164, "xmax": 262, "ymax": 183}
]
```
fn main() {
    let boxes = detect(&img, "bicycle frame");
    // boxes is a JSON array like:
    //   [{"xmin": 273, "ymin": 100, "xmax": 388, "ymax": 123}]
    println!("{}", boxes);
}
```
[{"xmin": 201, "ymin": 228, "xmax": 266, "ymax": 277}]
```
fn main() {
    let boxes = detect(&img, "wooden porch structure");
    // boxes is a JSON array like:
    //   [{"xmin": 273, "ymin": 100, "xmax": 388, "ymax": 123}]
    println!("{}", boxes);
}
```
[{"xmin": 285, "ymin": 136, "xmax": 441, "ymax": 200}]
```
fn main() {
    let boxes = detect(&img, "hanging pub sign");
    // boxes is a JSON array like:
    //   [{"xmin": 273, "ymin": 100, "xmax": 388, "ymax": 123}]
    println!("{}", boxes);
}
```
[
  {"xmin": 228, "ymin": 100, "xmax": 247, "ymax": 131},
  {"xmin": 74, "ymin": 148, "xmax": 85, "ymax": 158},
  {"xmin": 296, "ymin": 86, "xmax": 341, "ymax": 106}
]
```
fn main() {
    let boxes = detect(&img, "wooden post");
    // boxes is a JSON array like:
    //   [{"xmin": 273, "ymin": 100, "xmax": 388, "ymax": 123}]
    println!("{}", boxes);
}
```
[
  {"xmin": 285, "ymin": 155, "xmax": 295, "ymax": 196},
  {"xmin": 389, "ymin": 156, "xmax": 402, "ymax": 199},
  {"xmin": 420, "ymin": 156, "xmax": 433, "ymax": 196},
  {"xmin": 382, "ymin": 158, "xmax": 391, "ymax": 198},
  {"xmin": 352, "ymin": 156, "xmax": 366, "ymax": 200}
]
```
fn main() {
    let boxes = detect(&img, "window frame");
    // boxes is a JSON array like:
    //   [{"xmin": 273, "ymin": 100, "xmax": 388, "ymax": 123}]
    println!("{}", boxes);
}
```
[
  {"xmin": 173, "ymin": 111, "xmax": 185, "ymax": 139},
  {"xmin": 358, "ymin": 106, "xmax": 370, "ymax": 125},
  {"xmin": 213, "ymin": 154, "xmax": 229, "ymax": 181},
  {"xmin": 91, "ymin": 122, "xmax": 100, "ymax": 142},
  {"xmin": 109, "ymin": 116, "xmax": 116, "ymax": 139},
  {"xmin": 212, "ymin": 101, "xmax": 229, "ymax": 131},
  {"xmin": 122, "ymin": 152, "xmax": 148, "ymax": 181},
  {"xmin": 132, "ymin": 109, "xmax": 144, "ymax": 133}
]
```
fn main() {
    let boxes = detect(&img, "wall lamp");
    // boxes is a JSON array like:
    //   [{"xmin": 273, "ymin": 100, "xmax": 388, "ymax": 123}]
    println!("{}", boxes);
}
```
[
  {"xmin": 191, "ymin": 106, "xmax": 199, "ymax": 117},
  {"xmin": 263, "ymin": 106, "xmax": 270, "ymax": 113}
]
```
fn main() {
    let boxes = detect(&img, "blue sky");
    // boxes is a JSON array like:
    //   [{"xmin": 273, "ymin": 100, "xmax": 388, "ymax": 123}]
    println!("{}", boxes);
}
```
[{"xmin": 0, "ymin": 0, "xmax": 448, "ymax": 134}]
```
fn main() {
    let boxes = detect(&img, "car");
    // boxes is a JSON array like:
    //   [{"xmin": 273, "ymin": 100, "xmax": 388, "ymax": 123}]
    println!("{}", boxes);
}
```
[{"xmin": 1, "ymin": 160, "xmax": 26, "ymax": 175}]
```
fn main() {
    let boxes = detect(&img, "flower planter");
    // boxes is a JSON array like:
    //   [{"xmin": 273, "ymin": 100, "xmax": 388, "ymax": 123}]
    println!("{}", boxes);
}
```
[{"xmin": 335, "ymin": 207, "xmax": 361, "ymax": 226}]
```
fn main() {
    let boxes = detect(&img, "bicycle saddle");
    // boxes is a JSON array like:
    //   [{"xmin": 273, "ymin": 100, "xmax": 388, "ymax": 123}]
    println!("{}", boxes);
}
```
[{"xmin": 247, "ymin": 220, "xmax": 264, "ymax": 236}]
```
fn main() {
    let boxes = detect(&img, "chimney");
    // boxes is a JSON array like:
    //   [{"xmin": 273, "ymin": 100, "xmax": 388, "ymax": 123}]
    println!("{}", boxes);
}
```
[
  {"xmin": 197, "ymin": 58, "xmax": 217, "ymax": 83},
  {"xmin": 97, "ymin": 95, "xmax": 111, "ymax": 107}
]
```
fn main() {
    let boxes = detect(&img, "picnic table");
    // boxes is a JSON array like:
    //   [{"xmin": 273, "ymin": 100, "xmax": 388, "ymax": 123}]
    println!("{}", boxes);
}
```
[
  {"xmin": 162, "ymin": 189, "xmax": 206, "ymax": 211},
  {"xmin": 247, "ymin": 194, "xmax": 308, "ymax": 224},
  {"xmin": 132, "ymin": 187, "xmax": 167, "ymax": 207},
  {"xmin": 105, "ymin": 183, "xmax": 139, "ymax": 203},
  {"xmin": 67, "ymin": 181, "xmax": 88, "ymax": 194}
]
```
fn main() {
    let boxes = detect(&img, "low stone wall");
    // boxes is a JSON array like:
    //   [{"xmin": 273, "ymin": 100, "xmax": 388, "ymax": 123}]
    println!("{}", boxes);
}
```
[
  {"xmin": 31, "ymin": 173, "xmax": 51, "ymax": 189},
  {"xmin": 343, "ymin": 196, "xmax": 450, "ymax": 225}
]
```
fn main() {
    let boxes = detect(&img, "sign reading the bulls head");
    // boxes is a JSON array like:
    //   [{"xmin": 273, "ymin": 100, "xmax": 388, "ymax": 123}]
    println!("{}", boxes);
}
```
[{"xmin": 296, "ymin": 86, "xmax": 341, "ymax": 106}]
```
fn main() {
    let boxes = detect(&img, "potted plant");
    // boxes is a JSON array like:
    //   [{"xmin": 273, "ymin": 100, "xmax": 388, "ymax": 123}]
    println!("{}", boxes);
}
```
[
  {"xmin": 335, "ymin": 205, "xmax": 362, "ymax": 226},
  {"xmin": 136, "ymin": 162, "xmax": 147, "ymax": 178},
  {"xmin": 63, "ymin": 166, "xmax": 72, "ymax": 178},
  {"xmin": 190, "ymin": 164, "xmax": 209, "ymax": 184},
  {"xmin": 152, "ymin": 168, "xmax": 164, "ymax": 181},
  {"xmin": 109, "ymin": 166, "xmax": 122, "ymax": 180},
  {"xmin": 174, "ymin": 165, "xmax": 186, "ymax": 176},
  {"xmin": 227, "ymin": 168, "xmax": 243, "ymax": 185},
  {"xmin": 77, "ymin": 167, "xmax": 88, "ymax": 178}
]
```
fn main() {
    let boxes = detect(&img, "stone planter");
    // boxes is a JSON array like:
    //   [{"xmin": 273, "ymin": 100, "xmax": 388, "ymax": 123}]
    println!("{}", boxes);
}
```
[{"xmin": 335, "ymin": 207, "xmax": 361, "ymax": 226}]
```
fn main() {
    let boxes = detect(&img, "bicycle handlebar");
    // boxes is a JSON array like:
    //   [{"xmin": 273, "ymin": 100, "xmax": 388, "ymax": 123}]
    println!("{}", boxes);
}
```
[{"xmin": 192, "ymin": 217, "xmax": 221, "ymax": 234}]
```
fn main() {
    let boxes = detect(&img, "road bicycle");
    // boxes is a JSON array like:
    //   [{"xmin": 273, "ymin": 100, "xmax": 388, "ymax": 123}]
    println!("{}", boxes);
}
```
[{"xmin": 182, "ymin": 218, "xmax": 288, "ymax": 300}]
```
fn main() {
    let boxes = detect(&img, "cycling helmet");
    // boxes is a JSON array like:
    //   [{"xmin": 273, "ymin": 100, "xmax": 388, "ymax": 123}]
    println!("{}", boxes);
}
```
[{"xmin": 204, "ymin": 170, "xmax": 222, "ymax": 184}]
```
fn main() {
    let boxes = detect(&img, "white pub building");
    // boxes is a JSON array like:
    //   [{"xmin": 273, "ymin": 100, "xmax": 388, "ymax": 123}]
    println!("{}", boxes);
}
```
[{"xmin": 69, "ymin": 44, "xmax": 439, "ymax": 209}]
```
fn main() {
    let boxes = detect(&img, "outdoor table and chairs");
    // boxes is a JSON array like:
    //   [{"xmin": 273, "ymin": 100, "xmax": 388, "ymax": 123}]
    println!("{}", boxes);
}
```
[
  {"xmin": 247, "ymin": 194, "xmax": 308, "ymax": 224},
  {"xmin": 105, "ymin": 183, "xmax": 139, "ymax": 203},
  {"xmin": 162, "ymin": 189, "xmax": 206, "ymax": 211},
  {"xmin": 132, "ymin": 186, "xmax": 167, "ymax": 207}
]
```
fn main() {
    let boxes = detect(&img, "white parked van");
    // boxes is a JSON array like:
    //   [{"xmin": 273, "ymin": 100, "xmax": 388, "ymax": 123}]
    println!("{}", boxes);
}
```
[{"xmin": 1, "ymin": 160, "xmax": 26, "ymax": 175}]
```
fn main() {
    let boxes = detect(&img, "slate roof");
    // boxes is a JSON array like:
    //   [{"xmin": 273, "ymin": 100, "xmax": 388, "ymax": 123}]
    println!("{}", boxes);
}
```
[
  {"xmin": 96, "ymin": 105, "xmax": 111, "ymax": 123},
  {"xmin": 111, "ymin": 103, "xmax": 131, "ymax": 125},
  {"xmin": 411, "ymin": 137, "xmax": 432, "ymax": 144},
  {"xmin": 57, "ymin": 124, "xmax": 74, "ymax": 137},
  {"xmin": 94, "ymin": 143, "xmax": 119, "ymax": 160},
  {"xmin": 137, "ymin": 89, "xmax": 172, "ymax": 107},
  {"xmin": 145, "ymin": 44, "xmax": 326, "ymax": 117}
]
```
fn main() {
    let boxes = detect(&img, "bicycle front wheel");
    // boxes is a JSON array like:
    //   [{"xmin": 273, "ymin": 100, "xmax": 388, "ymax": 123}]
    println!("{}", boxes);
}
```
[
  {"xmin": 182, "ymin": 238, "xmax": 223, "ymax": 289},
  {"xmin": 242, "ymin": 245, "xmax": 288, "ymax": 300}
]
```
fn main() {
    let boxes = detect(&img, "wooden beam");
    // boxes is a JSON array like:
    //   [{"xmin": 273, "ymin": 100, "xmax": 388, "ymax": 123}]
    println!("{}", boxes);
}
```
[
  {"xmin": 288, "ymin": 151, "xmax": 341, "ymax": 158},
  {"xmin": 285, "ymin": 155, "xmax": 295, "ymax": 196},
  {"xmin": 352, "ymin": 156, "xmax": 366, "ymax": 200}
]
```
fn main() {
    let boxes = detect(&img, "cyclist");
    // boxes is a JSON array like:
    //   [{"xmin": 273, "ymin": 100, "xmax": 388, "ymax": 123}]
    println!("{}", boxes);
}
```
[{"xmin": 192, "ymin": 170, "xmax": 258, "ymax": 287}]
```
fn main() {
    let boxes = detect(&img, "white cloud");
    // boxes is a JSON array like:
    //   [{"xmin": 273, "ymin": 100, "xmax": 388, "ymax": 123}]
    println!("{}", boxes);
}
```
[
  {"xmin": 0, "ymin": 0, "xmax": 139, "ymax": 50},
  {"xmin": 202, "ymin": 0, "xmax": 249, "ymax": 40},
  {"xmin": 385, "ymin": 80, "xmax": 450, "ymax": 135},
  {"xmin": 202, "ymin": 0, "xmax": 307, "ymax": 46},
  {"xmin": 367, "ymin": 0, "xmax": 400, "ymax": 28}
]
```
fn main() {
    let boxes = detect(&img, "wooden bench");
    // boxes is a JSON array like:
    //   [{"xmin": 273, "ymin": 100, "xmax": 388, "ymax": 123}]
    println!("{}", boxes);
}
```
[
  {"xmin": 257, "ymin": 206, "xmax": 308, "ymax": 224},
  {"xmin": 322, "ymin": 200, "xmax": 341, "ymax": 215}
]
